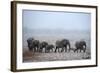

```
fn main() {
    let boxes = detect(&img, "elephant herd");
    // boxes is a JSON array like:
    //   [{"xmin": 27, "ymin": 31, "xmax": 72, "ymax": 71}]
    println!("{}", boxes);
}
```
[{"xmin": 27, "ymin": 38, "xmax": 87, "ymax": 53}]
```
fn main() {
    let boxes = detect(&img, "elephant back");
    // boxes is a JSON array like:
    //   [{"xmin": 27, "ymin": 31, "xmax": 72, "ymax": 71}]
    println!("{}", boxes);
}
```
[
  {"xmin": 46, "ymin": 44, "xmax": 54, "ymax": 49},
  {"xmin": 80, "ymin": 41, "xmax": 86, "ymax": 46},
  {"xmin": 56, "ymin": 40, "xmax": 61, "ymax": 46},
  {"xmin": 40, "ymin": 41, "xmax": 48, "ymax": 47},
  {"xmin": 61, "ymin": 39, "xmax": 70, "ymax": 45},
  {"xmin": 75, "ymin": 40, "xmax": 86, "ymax": 48},
  {"xmin": 32, "ymin": 40, "xmax": 39, "ymax": 46}
]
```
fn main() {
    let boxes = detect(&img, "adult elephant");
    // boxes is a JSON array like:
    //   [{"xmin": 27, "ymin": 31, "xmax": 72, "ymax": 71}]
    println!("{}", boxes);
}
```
[
  {"xmin": 74, "ymin": 40, "xmax": 86, "ymax": 53},
  {"xmin": 45, "ymin": 44, "xmax": 54, "ymax": 53},
  {"xmin": 55, "ymin": 39, "xmax": 70, "ymax": 52},
  {"xmin": 32, "ymin": 40, "xmax": 40, "ymax": 52},
  {"xmin": 27, "ymin": 38, "xmax": 34, "ymax": 51},
  {"xmin": 27, "ymin": 38, "xmax": 39, "ymax": 52},
  {"xmin": 39, "ymin": 41, "xmax": 48, "ymax": 53}
]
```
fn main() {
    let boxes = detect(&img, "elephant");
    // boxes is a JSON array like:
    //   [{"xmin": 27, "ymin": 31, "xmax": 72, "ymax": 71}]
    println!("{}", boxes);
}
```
[
  {"xmin": 55, "ymin": 39, "xmax": 70, "ymax": 52},
  {"xmin": 55, "ymin": 40, "xmax": 62, "ymax": 52},
  {"xmin": 32, "ymin": 40, "xmax": 40, "ymax": 52},
  {"xmin": 27, "ymin": 38, "xmax": 34, "ymax": 51},
  {"xmin": 39, "ymin": 41, "xmax": 48, "ymax": 52},
  {"xmin": 27, "ymin": 38, "xmax": 40, "ymax": 52},
  {"xmin": 45, "ymin": 44, "xmax": 54, "ymax": 53},
  {"xmin": 74, "ymin": 40, "xmax": 86, "ymax": 53}
]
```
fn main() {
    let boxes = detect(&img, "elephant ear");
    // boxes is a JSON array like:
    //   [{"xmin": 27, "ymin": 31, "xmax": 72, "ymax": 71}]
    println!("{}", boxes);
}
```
[{"xmin": 80, "ymin": 40, "xmax": 86, "ymax": 45}]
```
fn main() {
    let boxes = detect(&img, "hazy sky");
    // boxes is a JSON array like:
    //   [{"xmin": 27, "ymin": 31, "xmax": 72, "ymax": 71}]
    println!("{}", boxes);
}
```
[{"xmin": 22, "ymin": 10, "xmax": 91, "ymax": 31}]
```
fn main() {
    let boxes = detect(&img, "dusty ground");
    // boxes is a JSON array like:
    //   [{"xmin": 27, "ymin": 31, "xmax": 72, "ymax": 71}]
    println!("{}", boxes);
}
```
[{"xmin": 23, "ymin": 49, "xmax": 91, "ymax": 63}]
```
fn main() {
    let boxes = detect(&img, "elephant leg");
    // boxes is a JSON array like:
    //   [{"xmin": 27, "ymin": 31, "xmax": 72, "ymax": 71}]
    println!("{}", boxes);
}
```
[
  {"xmin": 65, "ymin": 46, "xmax": 67, "ymax": 52},
  {"xmin": 58, "ymin": 48, "xmax": 59, "ymax": 52},
  {"xmin": 80, "ymin": 49, "xmax": 81, "ymax": 52},
  {"xmin": 41, "ymin": 48, "xmax": 43, "ymax": 53},
  {"xmin": 83, "ymin": 49, "xmax": 86, "ymax": 53},
  {"xmin": 74, "ymin": 49, "xmax": 76, "ymax": 52},
  {"xmin": 29, "ymin": 47, "xmax": 33, "ymax": 52},
  {"xmin": 84, "ymin": 47, "xmax": 86, "ymax": 53},
  {"xmin": 45, "ymin": 48, "xmax": 47, "ymax": 53},
  {"xmin": 74, "ymin": 48, "xmax": 78, "ymax": 53},
  {"xmin": 49, "ymin": 49, "xmax": 52, "ymax": 53},
  {"xmin": 35, "ymin": 47, "xmax": 37, "ymax": 52},
  {"xmin": 84, "ymin": 50, "xmax": 86, "ymax": 53},
  {"xmin": 59, "ymin": 48, "xmax": 63, "ymax": 52},
  {"xmin": 47, "ymin": 49, "xmax": 49, "ymax": 53},
  {"xmin": 49, "ymin": 49, "xmax": 50, "ymax": 53},
  {"xmin": 47, "ymin": 50, "xmax": 49, "ymax": 53},
  {"xmin": 39, "ymin": 48, "xmax": 42, "ymax": 53},
  {"xmin": 55, "ymin": 49, "xmax": 56, "ymax": 52},
  {"xmin": 47, "ymin": 49, "xmax": 50, "ymax": 53},
  {"xmin": 76, "ymin": 50, "xmax": 78, "ymax": 53},
  {"xmin": 37, "ymin": 48, "xmax": 39, "ymax": 52},
  {"xmin": 33, "ymin": 47, "xmax": 36, "ymax": 52},
  {"xmin": 61, "ymin": 48, "xmax": 64, "ymax": 52},
  {"xmin": 68, "ymin": 48, "xmax": 70, "ymax": 52},
  {"xmin": 66, "ymin": 46, "xmax": 67, "ymax": 52},
  {"xmin": 45, "ymin": 49, "xmax": 47, "ymax": 53},
  {"xmin": 51, "ymin": 49, "xmax": 53, "ymax": 52},
  {"xmin": 68, "ymin": 44, "xmax": 71, "ymax": 52},
  {"xmin": 28, "ymin": 45, "xmax": 33, "ymax": 51},
  {"xmin": 75, "ymin": 49, "xmax": 78, "ymax": 53},
  {"xmin": 77, "ymin": 49, "xmax": 79, "ymax": 53},
  {"xmin": 36, "ymin": 47, "xmax": 38, "ymax": 52},
  {"xmin": 32, "ymin": 48, "xmax": 34, "ymax": 52},
  {"xmin": 55, "ymin": 47, "xmax": 57, "ymax": 52},
  {"xmin": 45, "ymin": 48, "xmax": 48, "ymax": 53},
  {"xmin": 68, "ymin": 46, "xmax": 71, "ymax": 52},
  {"xmin": 38, "ymin": 49, "xmax": 40, "ymax": 52}
]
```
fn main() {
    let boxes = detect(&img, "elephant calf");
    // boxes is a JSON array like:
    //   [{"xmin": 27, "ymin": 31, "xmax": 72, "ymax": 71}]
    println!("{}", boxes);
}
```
[
  {"xmin": 39, "ymin": 41, "xmax": 48, "ymax": 52},
  {"xmin": 32, "ymin": 40, "xmax": 40, "ymax": 52},
  {"xmin": 74, "ymin": 40, "xmax": 86, "ymax": 53},
  {"xmin": 45, "ymin": 44, "xmax": 54, "ymax": 53}
]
